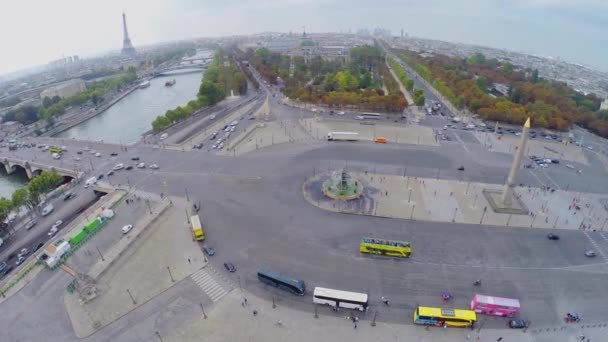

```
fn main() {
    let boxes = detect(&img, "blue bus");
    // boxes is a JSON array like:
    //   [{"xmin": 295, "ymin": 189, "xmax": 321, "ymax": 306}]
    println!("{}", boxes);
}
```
[{"xmin": 257, "ymin": 267, "xmax": 306, "ymax": 295}]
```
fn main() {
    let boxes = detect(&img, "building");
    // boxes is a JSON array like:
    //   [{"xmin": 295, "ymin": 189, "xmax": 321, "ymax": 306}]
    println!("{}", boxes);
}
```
[
  {"xmin": 601, "ymin": 99, "xmax": 608, "ymax": 111},
  {"xmin": 40, "ymin": 79, "xmax": 86, "ymax": 99}
]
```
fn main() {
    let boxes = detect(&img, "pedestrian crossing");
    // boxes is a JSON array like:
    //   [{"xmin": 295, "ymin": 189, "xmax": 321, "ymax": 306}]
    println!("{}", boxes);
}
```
[
  {"xmin": 583, "ymin": 231, "xmax": 608, "ymax": 263},
  {"xmin": 190, "ymin": 268, "xmax": 230, "ymax": 302}
]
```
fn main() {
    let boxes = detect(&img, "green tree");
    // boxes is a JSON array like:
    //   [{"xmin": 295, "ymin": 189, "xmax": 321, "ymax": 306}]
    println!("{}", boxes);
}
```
[
  {"xmin": 42, "ymin": 96, "xmax": 53, "ymax": 108},
  {"xmin": 414, "ymin": 94, "xmax": 425, "ymax": 106},
  {"xmin": 360, "ymin": 72, "xmax": 373, "ymax": 89},
  {"xmin": 11, "ymin": 188, "xmax": 28, "ymax": 209},
  {"xmin": 405, "ymin": 79, "xmax": 414, "ymax": 92},
  {"xmin": 151, "ymin": 115, "xmax": 170, "ymax": 132},
  {"xmin": 531, "ymin": 69, "xmax": 539, "ymax": 83},
  {"xmin": 0, "ymin": 197, "xmax": 13, "ymax": 231},
  {"xmin": 199, "ymin": 81, "xmax": 224, "ymax": 105},
  {"xmin": 336, "ymin": 70, "xmax": 359, "ymax": 91}
]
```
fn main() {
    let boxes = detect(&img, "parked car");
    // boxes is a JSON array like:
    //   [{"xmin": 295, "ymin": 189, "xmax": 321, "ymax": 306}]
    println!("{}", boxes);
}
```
[
  {"xmin": 457, "ymin": 166, "xmax": 465, "ymax": 171},
  {"xmin": 111, "ymin": 152, "xmax": 118, "ymax": 156},
  {"xmin": 17, "ymin": 248, "xmax": 29, "ymax": 258},
  {"xmin": 94, "ymin": 152, "xmax": 101, "ymax": 157},
  {"xmin": 121, "ymin": 224, "xmax": 133, "ymax": 234},
  {"xmin": 2, "ymin": 265, "xmax": 13, "ymax": 276},
  {"xmin": 15, "ymin": 256, "xmax": 26, "ymax": 266},
  {"xmin": 203, "ymin": 246, "xmax": 215, "ymax": 256},
  {"xmin": 547, "ymin": 233, "xmax": 560, "ymax": 240},
  {"xmin": 32, "ymin": 242, "xmax": 44, "ymax": 253},
  {"xmin": 107, "ymin": 171, "xmax": 114, "ymax": 176},
  {"xmin": 149, "ymin": 164, "xmax": 159, "ymax": 169},
  {"xmin": 125, "ymin": 166, "xmax": 133, "ymax": 170},
  {"xmin": 223, "ymin": 262, "xmax": 236, "ymax": 272},
  {"xmin": 131, "ymin": 156, "xmax": 140, "ymax": 161},
  {"xmin": 136, "ymin": 162, "xmax": 146, "ymax": 169}
]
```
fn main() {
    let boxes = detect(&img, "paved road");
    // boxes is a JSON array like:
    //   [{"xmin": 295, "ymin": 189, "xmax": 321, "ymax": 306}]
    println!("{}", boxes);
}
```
[{"xmin": 1, "ymin": 66, "xmax": 608, "ymax": 341}]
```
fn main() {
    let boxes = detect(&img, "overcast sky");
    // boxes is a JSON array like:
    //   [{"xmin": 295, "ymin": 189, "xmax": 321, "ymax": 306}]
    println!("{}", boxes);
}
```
[{"xmin": 1, "ymin": 0, "xmax": 607, "ymax": 75}]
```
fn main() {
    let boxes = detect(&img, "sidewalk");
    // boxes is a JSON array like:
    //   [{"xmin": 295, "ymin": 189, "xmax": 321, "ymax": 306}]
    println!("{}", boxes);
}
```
[
  {"xmin": 170, "ymin": 290, "xmax": 535, "ymax": 342},
  {"xmin": 64, "ymin": 196, "xmax": 207, "ymax": 337}
]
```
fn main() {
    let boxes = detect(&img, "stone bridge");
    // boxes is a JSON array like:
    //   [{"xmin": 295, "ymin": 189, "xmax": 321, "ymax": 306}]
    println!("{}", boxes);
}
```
[{"xmin": 0, "ymin": 157, "xmax": 80, "ymax": 180}]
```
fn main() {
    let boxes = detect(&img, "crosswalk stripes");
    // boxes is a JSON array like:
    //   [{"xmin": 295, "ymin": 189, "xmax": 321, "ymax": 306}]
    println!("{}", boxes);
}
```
[
  {"xmin": 583, "ymin": 231, "xmax": 608, "ymax": 263},
  {"xmin": 598, "ymin": 232, "xmax": 608, "ymax": 243},
  {"xmin": 190, "ymin": 268, "xmax": 229, "ymax": 302}
]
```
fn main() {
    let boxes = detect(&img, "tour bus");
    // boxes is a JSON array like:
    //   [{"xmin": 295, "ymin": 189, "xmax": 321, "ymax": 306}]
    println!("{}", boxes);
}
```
[
  {"xmin": 470, "ymin": 294, "xmax": 520, "ymax": 317},
  {"xmin": 359, "ymin": 237, "xmax": 412, "ymax": 258},
  {"xmin": 414, "ymin": 306, "xmax": 477, "ymax": 328},
  {"xmin": 257, "ymin": 268, "xmax": 306, "ymax": 295},
  {"xmin": 49, "ymin": 147, "xmax": 63, "ymax": 154},
  {"xmin": 359, "ymin": 112, "xmax": 381, "ymax": 120},
  {"xmin": 190, "ymin": 214, "xmax": 205, "ymax": 241},
  {"xmin": 313, "ymin": 287, "xmax": 368, "ymax": 311}
]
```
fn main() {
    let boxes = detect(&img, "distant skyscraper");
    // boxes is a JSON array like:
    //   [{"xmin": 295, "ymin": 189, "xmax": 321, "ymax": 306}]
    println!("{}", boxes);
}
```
[
  {"xmin": 121, "ymin": 12, "xmax": 137, "ymax": 57},
  {"xmin": 401, "ymin": 28, "xmax": 404, "ymax": 37}
]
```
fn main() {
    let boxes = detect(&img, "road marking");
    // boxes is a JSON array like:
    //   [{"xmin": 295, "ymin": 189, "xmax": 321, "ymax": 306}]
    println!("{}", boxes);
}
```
[
  {"xmin": 450, "ymin": 131, "xmax": 470, "ymax": 154},
  {"xmin": 598, "ymin": 232, "xmax": 608, "ymax": 243},
  {"xmin": 190, "ymin": 268, "xmax": 229, "ymax": 302},
  {"xmin": 583, "ymin": 231, "xmax": 608, "ymax": 263}
]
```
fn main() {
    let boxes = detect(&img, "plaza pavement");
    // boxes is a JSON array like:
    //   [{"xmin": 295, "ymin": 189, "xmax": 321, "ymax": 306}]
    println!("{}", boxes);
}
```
[
  {"xmin": 64, "ymin": 196, "xmax": 206, "ymax": 337},
  {"xmin": 304, "ymin": 172, "xmax": 608, "ymax": 232}
]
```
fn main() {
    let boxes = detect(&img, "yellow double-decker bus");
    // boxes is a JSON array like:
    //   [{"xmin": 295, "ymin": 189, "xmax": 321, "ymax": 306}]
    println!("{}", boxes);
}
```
[
  {"xmin": 359, "ymin": 237, "xmax": 411, "ymax": 257},
  {"xmin": 49, "ymin": 147, "xmax": 63, "ymax": 154},
  {"xmin": 190, "ymin": 214, "xmax": 205, "ymax": 241},
  {"xmin": 413, "ymin": 306, "xmax": 476, "ymax": 328}
]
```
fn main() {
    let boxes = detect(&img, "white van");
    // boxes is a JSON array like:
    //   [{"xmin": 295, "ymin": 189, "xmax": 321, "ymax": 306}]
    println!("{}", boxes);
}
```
[
  {"xmin": 160, "ymin": 133, "xmax": 169, "ymax": 141},
  {"xmin": 85, "ymin": 176, "xmax": 97, "ymax": 188}
]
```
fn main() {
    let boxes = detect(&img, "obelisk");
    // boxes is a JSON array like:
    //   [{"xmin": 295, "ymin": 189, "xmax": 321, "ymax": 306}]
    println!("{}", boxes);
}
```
[{"xmin": 501, "ymin": 117, "xmax": 530, "ymax": 205}]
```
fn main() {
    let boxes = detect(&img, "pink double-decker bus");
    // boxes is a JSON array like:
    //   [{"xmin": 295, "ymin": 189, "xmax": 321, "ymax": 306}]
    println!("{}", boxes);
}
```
[{"xmin": 470, "ymin": 294, "xmax": 520, "ymax": 317}]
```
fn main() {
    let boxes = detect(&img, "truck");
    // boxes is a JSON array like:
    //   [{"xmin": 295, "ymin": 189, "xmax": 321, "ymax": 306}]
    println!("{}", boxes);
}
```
[
  {"xmin": 190, "ymin": 214, "xmax": 205, "ymax": 241},
  {"xmin": 327, "ymin": 132, "xmax": 359, "ymax": 141}
]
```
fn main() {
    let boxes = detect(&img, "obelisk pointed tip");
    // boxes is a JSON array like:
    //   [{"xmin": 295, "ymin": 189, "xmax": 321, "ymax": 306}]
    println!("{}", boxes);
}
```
[{"xmin": 524, "ymin": 117, "xmax": 530, "ymax": 128}]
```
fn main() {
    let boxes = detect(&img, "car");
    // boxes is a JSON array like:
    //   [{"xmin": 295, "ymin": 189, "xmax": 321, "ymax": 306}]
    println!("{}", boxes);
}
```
[
  {"xmin": 508, "ymin": 319, "xmax": 527, "ymax": 329},
  {"xmin": 551, "ymin": 159, "xmax": 560, "ymax": 164},
  {"xmin": 566, "ymin": 164, "xmax": 575, "ymax": 169},
  {"xmin": 223, "ymin": 262, "xmax": 236, "ymax": 272},
  {"xmin": 210, "ymin": 114, "xmax": 216, "ymax": 120},
  {"xmin": 25, "ymin": 219, "xmax": 38, "ymax": 230},
  {"xmin": 210, "ymin": 133, "xmax": 217, "ymax": 140},
  {"xmin": 218, "ymin": 143, "xmax": 224, "ymax": 150},
  {"xmin": 94, "ymin": 152, "xmax": 101, "ymax": 157},
  {"xmin": 121, "ymin": 224, "xmax": 133, "ymax": 234},
  {"xmin": 131, "ymin": 156, "xmax": 140, "ymax": 161},
  {"xmin": 111, "ymin": 152, "xmax": 118, "ymax": 156},
  {"xmin": 77, "ymin": 150, "xmax": 83, "ymax": 155},
  {"xmin": 443, "ymin": 125, "xmax": 448, "ymax": 130},
  {"xmin": 32, "ymin": 242, "xmax": 44, "ymax": 253},
  {"xmin": 18, "ymin": 248, "xmax": 29, "ymax": 258},
  {"xmin": 90, "ymin": 150, "xmax": 96, "ymax": 155},
  {"xmin": 125, "ymin": 165, "xmax": 133, "ymax": 170},
  {"xmin": 15, "ymin": 256, "xmax": 26, "ymax": 266},
  {"xmin": 98, "ymin": 174, "xmax": 104, "ymax": 180},
  {"xmin": 249, "ymin": 117, "xmax": 255, "ymax": 120},
  {"xmin": 2, "ymin": 265, "xmax": 13, "ymax": 276},
  {"xmin": 52, "ymin": 220, "xmax": 63, "ymax": 229},
  {"xmin": 585, "ymin": 250, "xmax": 596, "ymax": 257},
  {"xmin": 547, "ymin": 233, "xmax": 560, "ymax": 240},
  {"xmin": 149, "ymin": 164, "xmax": 159, "ymax": 169},
  {"xmin": 539, "ymin": 163, "xmax": 549, "ymax": 168},
  {"xmin": 136, "ymin": 162, "xmax": 146, "ymax": 168},
  {"xmin": 0, "ymin": 261, "xmax": 7, "ymax": 272},
  {"xmin": 74, "ymin": 157, "xmax": 81, "ymax": 161},
  {"xmin": 457, "ymin": 166, "xmax": 465, "ymax": 171},
  {"xmin": 107, "ymin": 171, "xmax": 114, "ymax": 176},
  {"xmin": 63, "ymin": 191, "xmax": 75, "ymax": 201},
  {"xmin": 113, "ymin": 163, "xmax": 124, "ymax": 171},
  {"xmin": 203, "ymin": 246, "xmax": 215, "ymax": 256},
  {"xmin": 41, "ymin": 204, "xmax": 54, "ymax": 216}
]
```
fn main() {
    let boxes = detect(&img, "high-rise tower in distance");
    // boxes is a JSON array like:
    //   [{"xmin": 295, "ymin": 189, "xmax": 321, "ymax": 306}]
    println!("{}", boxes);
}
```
[{"xmin": 121, "ymin": 12, "xmax": 137, "ymax": 57}]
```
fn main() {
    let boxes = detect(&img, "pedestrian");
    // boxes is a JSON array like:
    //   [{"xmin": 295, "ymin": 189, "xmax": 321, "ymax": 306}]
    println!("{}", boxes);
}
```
[
  {"xmin": 244, "ymin": 298, "xmax": 248, "ymax": 304},
  {"xmin": 497, "ymin": 338, "xmax": 503, "ymax": 342},
  {"xmin": 253, "ymin": 310, "xmax": 258, "ymax": 316},
  {"xmin": 187, "ymin": 258, "xmax": 191, "ymax": 264}
]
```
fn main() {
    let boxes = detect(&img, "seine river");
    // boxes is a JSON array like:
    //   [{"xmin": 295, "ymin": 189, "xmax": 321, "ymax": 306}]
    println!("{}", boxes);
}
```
[{"xmin": 0, "ymin": 68, "xmax": 203, "ymax": 197}]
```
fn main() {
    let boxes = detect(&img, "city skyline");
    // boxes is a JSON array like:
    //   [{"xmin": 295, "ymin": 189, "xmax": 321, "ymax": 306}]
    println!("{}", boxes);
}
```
[{"xmin": 0, "ymin": 0, "xmax": 607, "ymax": 75}]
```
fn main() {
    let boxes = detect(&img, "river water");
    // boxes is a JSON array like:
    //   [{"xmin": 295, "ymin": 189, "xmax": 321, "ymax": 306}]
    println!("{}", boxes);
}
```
[
  {"xmin": 56, "ymin": 70, "xmax": 203, "ymax": 144},
  {"xmin": 0, "ymin": 67, "xmax": 204, "ymax": 198}
]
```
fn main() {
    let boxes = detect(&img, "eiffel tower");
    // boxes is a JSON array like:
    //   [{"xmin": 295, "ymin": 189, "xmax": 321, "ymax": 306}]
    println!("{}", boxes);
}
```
[{"xmin": 121, "ymin": 12, "xmax": 137, "ymax": 57}]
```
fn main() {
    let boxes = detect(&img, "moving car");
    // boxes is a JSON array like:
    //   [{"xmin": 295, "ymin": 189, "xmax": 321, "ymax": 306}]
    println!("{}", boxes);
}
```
[
  {"xmin": 223, "ymin": 262, "xmax": 236, "ymax": 272},
  {"xmin": 41, "ymin": 204, "xmax": 54, "ymax": 216},
  {"xmin": 547, "ymin": 233, "xmax": 559, "ymax": 240},
  {"xmin": 136, "ymin": 162, "xmax": 146, "ymax": 169},
  {"xmin": 121, "ymin": 224, "xmax": 133, "ymax": 234},
  {"xmin": 111, "ymin": 152, "xmax": 118, "ymax": 156},
  {"xmin": 25, "ymin": 220, "xmax": 37, "ymax": 230},
  {"xmin": 585, "ymin": 250, "xmax": 596, "ymax": 257},
  {"xmin": 94, "ymin": 152, "xmax": 101, "ymax": 157},
  {"xmin": 64, "ymin": 191, "xmax": 74, "ymax": 201},
  {"xmin": 125, "ymin": 165, "xmax": 133, "ymax": 170},
  {"xmin": 149, "ymin": 164, "xmax": 159, "ymax": 169},
  {"xmin": 457, "ymin": 166, "xmax": 465, "ymax": 171},
  {"xmin": 113, "ymin": 163, "xmax": 124, "ymax": 171},
  {"xmin": 203, "ymin": 246, "xmax": 215, "ymax": 256},
  {"xmin": 508, "ymin": 319, "xmax": 527, "ymax": 329},
  {"xmin": 15, "ymin": 256, "xmax": 26, "ymax": 266},
  {"xmin": 131, "ymin": 156, "xmax": 140, "ymax": 161}
]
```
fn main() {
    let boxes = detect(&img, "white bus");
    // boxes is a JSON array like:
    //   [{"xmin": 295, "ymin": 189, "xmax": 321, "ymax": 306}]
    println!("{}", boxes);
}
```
[
  {"xmin": 360, "ymin": 112, "xmax": 381, "ymax": 120},
  {"xmin": 313, "ymin": 287, "xmax": 368, "ymax": 311}
]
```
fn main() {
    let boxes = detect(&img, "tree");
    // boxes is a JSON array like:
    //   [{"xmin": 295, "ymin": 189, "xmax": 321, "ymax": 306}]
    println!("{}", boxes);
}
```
[
  {"xmin": 335, "ymin": 71, "xmax": 359, "ymax": 91},
  {"xmin": 360, "ymin": 72, "xmax": 373, "ymax": 89},
  {"xmin": 42, "ymin": 96, "xmax": 53, "ymax": 108},
  {"xmin": 199, "ymin": 81, "xmax": 224, "ymax": 105},
  {"xmin": 11, "ymin": 188, "xmax": 28, "ymax": 210},
  {"xmin": 531, "ymin": 69, "xmax": 539, "ymax": 83},
  {"xmin": 0, "ymin": 197, "xmax": 12, "ymax": 228},
  {"xmin": 405, "ymin": 79, "xmax": 414, "ymax": 92},
  {"xmin": 151, "ymin": 115, "xmax": 170, "ymax": 132}
]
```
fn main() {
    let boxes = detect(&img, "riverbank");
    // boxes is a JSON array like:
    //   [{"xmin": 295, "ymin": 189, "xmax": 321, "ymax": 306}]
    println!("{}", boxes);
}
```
[{"xmin": 43, "ymin": 84, "xmax": 140, "ymax": 137}]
